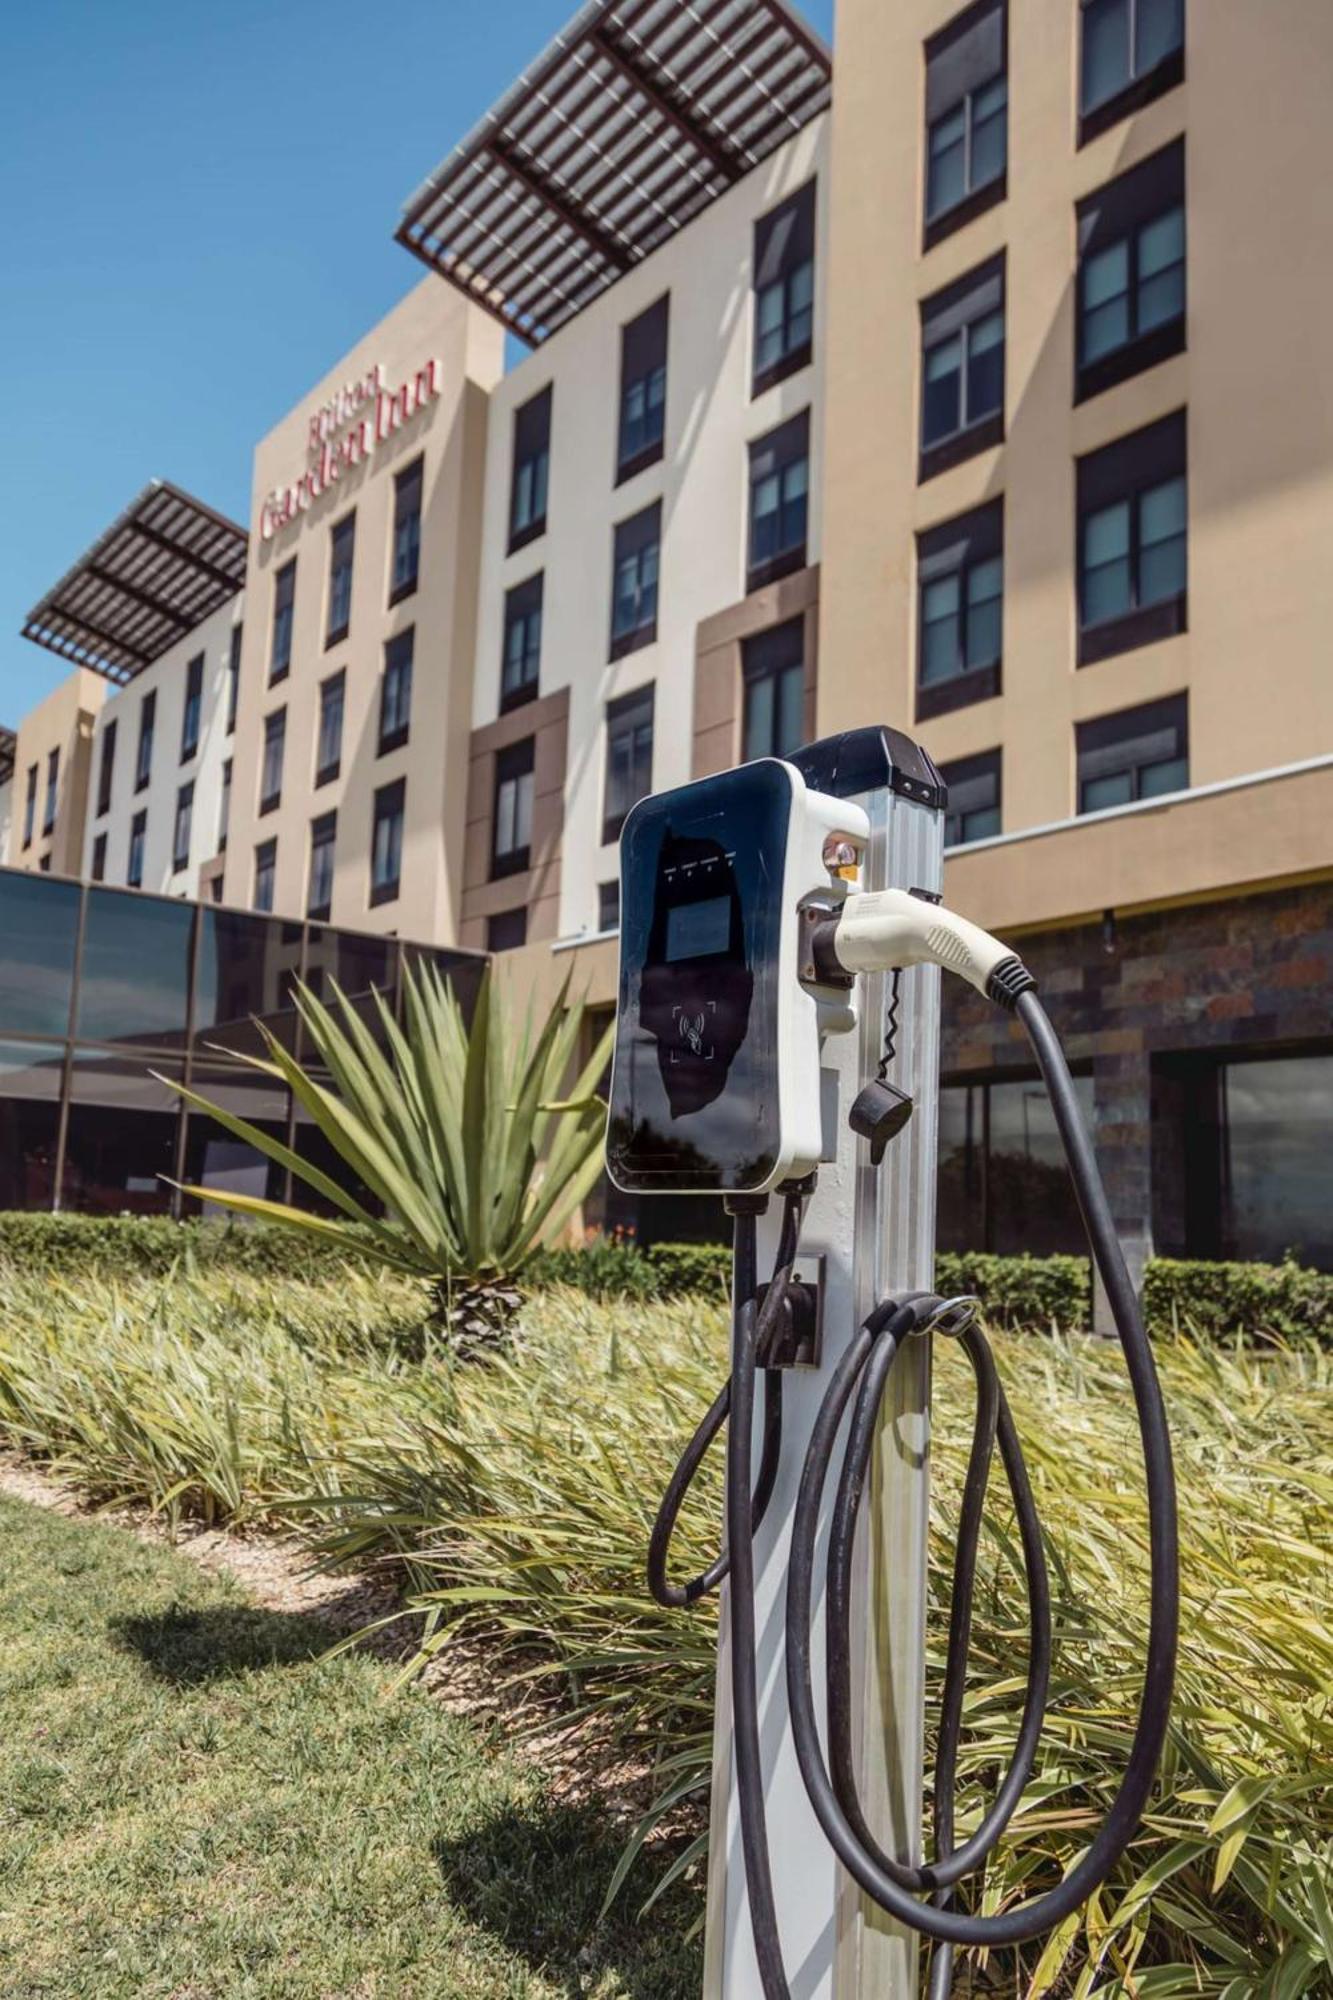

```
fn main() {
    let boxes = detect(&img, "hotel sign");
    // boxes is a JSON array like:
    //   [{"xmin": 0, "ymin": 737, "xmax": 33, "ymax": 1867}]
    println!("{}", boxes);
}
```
[{"xmin": 259, "ymin": 359, "xmax": 441, "ymax": 540}]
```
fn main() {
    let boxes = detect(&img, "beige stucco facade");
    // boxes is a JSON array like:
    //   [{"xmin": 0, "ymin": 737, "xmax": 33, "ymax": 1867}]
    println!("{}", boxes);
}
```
[
  {"xmin": 3, "ymin": 669, "xmax": 104, "ymax": 878},
  {"xmin": 221, "ymin": 275, "xmax": 503, "ymax": 941},
  {"xmin": 819, "ymin": 0, "xmax": 1333, "ymax": 934}
]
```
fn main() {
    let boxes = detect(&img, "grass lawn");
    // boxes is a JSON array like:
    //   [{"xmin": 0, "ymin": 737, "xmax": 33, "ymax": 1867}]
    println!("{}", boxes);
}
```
[{"xmin": 0, "ymin": 1494, "xmax": 700, "ymax": 2000}]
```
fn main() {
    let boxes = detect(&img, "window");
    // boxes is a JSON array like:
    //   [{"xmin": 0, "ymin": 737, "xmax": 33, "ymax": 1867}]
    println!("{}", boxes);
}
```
[
  {"xmin": 253, "ymin": 838, "xmax": 277, "ymax": 913},
  {"xmin": 1077, "ymin": 140, "xmax": 1185, "ymax": 402},
  {"xmin": 618, "ymin": 296, "xmax": 669, "ymax": 480},
  {"xmin": 218, "ymin": 759, "xmax": 232, "ymax": 854},
  {"xmin": 96, "ymin": 719, "xmax": 117, "ymax": 818},
  {"xmin": 939, "ymin": 1070, "xmax": 1095, "ymax": 1255},
  {"xmin": 316, "ymin": 670, "xmax": 345, "ymax": 786},
  {"xmin": 128, "ymin": 809, "xmax": 147, "ymax": 889},
  {"xmin": 920, "ymin": 255, "xmax": 1005, "ymax": 477},
  {"xmin": 1212, "ymin": 1054, "xmax": 1333, "ymax": 1269},
  {"xmin": 603, "ymin": 684, "xmax": 654, "ymax": 844},
  {"xmin": 753, "ymin": 182, "xmax": 815, "ymax": 393},
  {"xmin": 326, "ymin": 513, "xmax": 355, "ymax": 646},
  {"xmin": 91, "ymin": 832, "xmax": 107, "ymax": 883},
  {"xmin": 270, "ymin": 559, "xmax": 296, "ymax": 683},
  {"xmin": 597, "ymin": 880, "xmax": 620, "ymax": 933},
  {"xmin": 172, "ymin": 781, "xmax": 194, "ymax": 873},
  {"xmin": 307, "ymin": 811, "xmax": 337, "ymax": 920},
  {"xmin": 42, "ymin": 749, "xmax": 59, "ymax": 836},
  {"xmin": 509, "ymin": 385, "xmax": 551, "ymax": 552},
  {"xmin": 226, "ymin": 623, "xmax": 242, "ymax": 733},
  {"xmin": 181, "ymin": 652, "xmax": 204, "ymax": 760},
  {"xmin": 501, "ymin": 573, "xmax": 543, "ymax": 712},
  {"xmin": 748, "ymin": 411, "xmax": 810, "ymax": 590},
  {"xmin": 1077, "ymin": 410, "xmax": 1187, "ymax": 664},
  {"xmin": 940, "ymin": 749, "xmax": 1001, "ymax": 846},
  {"xmin": 742, "ymin": 619, "xmax": 806, "ymax": 762},
  {"xmin": 492, "ymin": 739, "xmax": 535, "ymax": 879},
  {"xmin": 1080, "ymin": 0, "xmax": 1183, "ymax": 144},
  {"xmin": 1076, "ymin": 692, "xmax": 1188, "ymax": 813},
  {"xmin": 38, "ymin": 855, "xmax": 51, "ymax": 874},
  {"xmin": 391, "ymin": 458, "xmax": 423, "ymax": 604},
  {"xmin": 370, "ymin": 779, "xmax": 405, "ymax": 906},
  {"xmin": 609, "ymin": 503, "xmax": 661, "ymax": 659},
  {"xmin": 488, "ymin": 908, "xmax": 528, "ymax": 953},
  {"xmin": 260, "ymin": 708, "xmax": 286, "ymax": 815},
  {"xmin": 135, "ymin": 691, "xmax": 156, "ymax": 791},
  {"xmin": 21, "ymin": 765, "xmax": 35, "ymax": 849},
  {"xmin": 916, "ymin": 500, "xmax": 1003, "ymax": 718},
  {"xmin": 379, "ymin": 629, "xmax": 414, "ymax": 754},
  {"xmin": 924, "ymin": 0, "xmax": 1007, "ymax": 246}
]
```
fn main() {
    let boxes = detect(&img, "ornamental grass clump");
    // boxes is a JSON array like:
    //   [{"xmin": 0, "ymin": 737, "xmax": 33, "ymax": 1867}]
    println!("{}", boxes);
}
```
[{"xmin": 166, "ymin": 961, "xmax": 613, "ymax": 1348}]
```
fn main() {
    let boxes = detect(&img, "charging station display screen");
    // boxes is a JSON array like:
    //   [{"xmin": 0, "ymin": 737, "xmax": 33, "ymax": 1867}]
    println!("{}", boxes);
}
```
[{"xmin": 607, "ymin": 761, "xmax": 791, "ymax": 1192}]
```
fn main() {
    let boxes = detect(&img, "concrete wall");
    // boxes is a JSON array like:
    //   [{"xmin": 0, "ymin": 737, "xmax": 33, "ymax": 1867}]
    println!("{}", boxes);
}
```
[
  {"xmin": 222, "ymin": 274, "xmax": 503, "ymax": 939},
  {"xmin": 4, "ymin": 669, "xmax": 103, "ymax": 877},
  {"xmin": 82, "ymin": 594, "xmax": 242, "ymax": 897},
  {"xmin": 820, "ymin": 0, "xmax": 1333, "ymax": 926},
  {"xmin": 469, "ymin": 114, "xmax": 828, "ymax": 963}
]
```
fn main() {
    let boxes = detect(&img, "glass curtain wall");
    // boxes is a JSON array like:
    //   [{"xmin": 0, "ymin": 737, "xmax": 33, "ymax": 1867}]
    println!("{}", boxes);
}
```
[{"xmin": 0, "ymin": 866, "xmax": 485, "ymax": 1217}]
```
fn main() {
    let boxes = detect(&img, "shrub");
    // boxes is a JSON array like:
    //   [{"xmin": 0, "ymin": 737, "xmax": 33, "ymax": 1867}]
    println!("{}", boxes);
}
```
[
  {"xmin": 1143, "ymin": 1254, "xmax": 1333, "ymax": 1344},
  {"xmin": 934, "ymin": 1249, "xmax": 1091, "ymax": 1328},
  {"xmin": 0, "ymin": 1211, "xmax": 353, "ymax": 1281}
]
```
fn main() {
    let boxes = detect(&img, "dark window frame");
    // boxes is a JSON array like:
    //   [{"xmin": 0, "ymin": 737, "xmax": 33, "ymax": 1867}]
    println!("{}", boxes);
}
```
[
  {"xmin": 378, "ymin": 628, "xmax": 414, "ymax": 756},
  {"xmin": 487, "ymin": 907, "xmax": 528, "ymax": 953},
  {"xmin": 940, "ymin": 748, "xmax": 1002, "ymax": 847},
  {"xmin": 96, "ymin": 718, "xmax": 117, "ymax": 819},
  {"xmin": 609, "ymin": 502, "xmax": 662, "ymax": 661},
  {"xmin": 326, "ymin": 511, "xmax": 356, "ymax": 649},
  {"xmin": 923, "ymin": 0, "xmax": 1008, "ymax": 250},
  {"xmin": 1077, "ymin": 410, "xmax": 1187, "ymax": 665},
  {"xmin": 752, "ymin": 181, "xmax": 817, "ymax": 396},
  {"xmin": 270, "ymin": 559, "xmax": 296, "ymax": 685},
  {"xmin": 602, "ymin": 683, "xmax": 655, "ymax": 846},
  {"xmin": 747, "ymin": 409, "xmax": 811, "ymax": 591},
  {"xmin": 741, "ymin": 618, "xmax": 806, "ymax": 762},
  {"xmin": 259, "ymin": 707, "xmax": 286, "ymax": 817},
  {"xmin": 307, "ymin": 810, "xmax": 337, "ymax": 921},
  {"xmin": 42, "ymin": 747, "xmax": 59, "ymax": 837},
  {"xmin": 1076, "ymin": 140, "xmax": 1186, "ymax": 404},
  {"xmin": 172, "ymin": 780, "xmax": 194, "ymax": 875},
  {"xmin": 218, "ymin": 758, "xmax": 231, "ymax": 855},
  {"xmin": 253, "ymin": 837, "xmax": 277, "ymax": 913},
  {"xmin": 491, "ymin": 739, "xmax": 535, "ymax": 881},
  {"xmin": 21, "ymin": 764, "xmax": 36, "ymax": 849},
  {"xmin": 316, "ymin": 669, "xmax": 345, "ymax": 788},
  {"xmin": 180, "ymin": 652, "xmax": 204, "ymax": 762},
  {"xmin": 91, "ymin": 831, "xmax": 108, "ymax": 883},
  {"xmin": 226, "ymin": 622, "xmax": 242, "ymax": 734},
  {"xmin": 128, "ymin": 809, "xmax": 148, "ymax": 890},
  {"xmin": 597, "ymin": 880, "xmax": 620, "ymax": 934},
  {"xmin": 919, "ymin": 254, "xmax": 1006, "ymax": 481},
  {"xmin": 390, "ymin": 458, "xmax": 423, "ymax": 606},
  {"xmin": 135, "ymin": 690, "xmax": 156, "ymax": 793},
  {"xmin": 370, "ymin": 778, "xmax": 406, "ymax": 908},
  {"xmin": 509, "ymin": 385, "xmax": 552, "ymax": 554},
  {"xmin": 617, "ymin": 295, "xmax": 670, "ymax": 483},
  {"xmin": 1079, "ymin": 0, "xmax": 1184, "ymax": 146},
  {"xmin": 915, "ymin": 499, "xmax": 1004, "ymax": 720},
  {"xmin": 501, "ymin": 572, "xmax": 544, "ymax": 713},
  {"xmin": 1076, "ymin": 692, "xmax": 1188, "ymax": 814}
]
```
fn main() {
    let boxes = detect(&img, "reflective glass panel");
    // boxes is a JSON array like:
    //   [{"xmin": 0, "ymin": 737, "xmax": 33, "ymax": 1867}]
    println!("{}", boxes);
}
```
[
  {"xmin": 195, "ymin": 907, "xmax": 301, "ymax": 1055},
  {"xmin": 62, "ymin": 1055, "xmax": 181, "ymax": 1215},
  {"xmin": 1221, "ymin": 1056, "xmax": 1333, "ymax": 1269},
  {"xmin": 0, "ymin": 872, "xmax": 79, "ymax": 1037},
  {"xmin": 77, "ymin": 888, "xmax": 192, "ymax": 1048}
]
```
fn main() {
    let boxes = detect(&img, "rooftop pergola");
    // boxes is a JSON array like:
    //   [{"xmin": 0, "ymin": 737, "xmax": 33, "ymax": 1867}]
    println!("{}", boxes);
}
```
[
  {"xmin": 396, "ymin": 0, "xmax": 832, "ymax": 346},
  {"xmin": 21, "ymin": 481, "xmax": 248, "ymax": 686}
]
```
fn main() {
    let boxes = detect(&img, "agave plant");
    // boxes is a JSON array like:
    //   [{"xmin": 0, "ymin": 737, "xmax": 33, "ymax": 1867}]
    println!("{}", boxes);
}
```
[{"xmin": 165, "ymin": 961, "xmax": 613, "ymax": 1348}]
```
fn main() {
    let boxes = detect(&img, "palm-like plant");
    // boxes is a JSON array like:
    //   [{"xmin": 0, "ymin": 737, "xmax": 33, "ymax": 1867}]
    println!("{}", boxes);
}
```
[{"xmin": 166, "ymin": 962, "xmax": 613, "ymax": 1347}]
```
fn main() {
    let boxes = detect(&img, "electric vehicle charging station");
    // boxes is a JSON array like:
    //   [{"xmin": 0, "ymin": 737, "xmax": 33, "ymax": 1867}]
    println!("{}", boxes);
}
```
[{"xmin": 607, "ymin": 727, "xmax": 1179, "ymax": 2000}]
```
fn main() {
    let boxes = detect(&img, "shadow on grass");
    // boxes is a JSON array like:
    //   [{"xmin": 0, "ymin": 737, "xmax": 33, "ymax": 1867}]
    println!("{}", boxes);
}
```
[
  {"xmin": 109, "ymin": 1602, "xmax": 333, "ymax": 1685},
  {"xmin": 433, "ymin": 1798, "xmax": 703, "ymax": 2000}
]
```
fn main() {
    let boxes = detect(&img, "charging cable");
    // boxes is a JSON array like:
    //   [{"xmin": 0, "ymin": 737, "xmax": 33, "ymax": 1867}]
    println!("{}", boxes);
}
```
[{"xmin": 647, "ymin": 897, "xmax": 1179, "ymax": 1995}]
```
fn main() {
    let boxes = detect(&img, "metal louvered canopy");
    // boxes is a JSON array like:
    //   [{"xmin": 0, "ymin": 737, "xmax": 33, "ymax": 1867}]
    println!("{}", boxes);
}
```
[
  {"xmin": 21, "ymin": 481, "xmax": 248, "ymax": 686},
  {"xmin": 396, "ymin": 0, "xmax": 832, "ymax": 346}
]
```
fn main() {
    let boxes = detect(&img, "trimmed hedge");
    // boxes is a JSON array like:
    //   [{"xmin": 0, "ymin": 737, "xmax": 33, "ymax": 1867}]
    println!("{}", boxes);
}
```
[{"xmin": 2, "ymin": 1212, "xmax": 1329, "ymax": 1342}]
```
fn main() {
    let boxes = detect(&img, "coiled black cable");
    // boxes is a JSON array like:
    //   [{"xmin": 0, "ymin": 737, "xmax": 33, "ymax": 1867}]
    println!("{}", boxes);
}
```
[{"xmin": 646, "ymin": 983, "xmax": 1178, "ymax": 1993}]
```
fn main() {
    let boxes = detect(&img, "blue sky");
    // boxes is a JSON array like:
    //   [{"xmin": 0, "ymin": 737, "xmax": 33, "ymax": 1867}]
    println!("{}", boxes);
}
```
[{"xmin": 0, "ymin": 0, "xmax": 833, "ymax": 722}]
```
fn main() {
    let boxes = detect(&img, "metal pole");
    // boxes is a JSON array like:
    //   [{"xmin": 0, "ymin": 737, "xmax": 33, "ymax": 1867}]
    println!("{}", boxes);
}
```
[{"xmin": 703, "ymin": 741, "xmax": 944, "ymax": 1999}]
